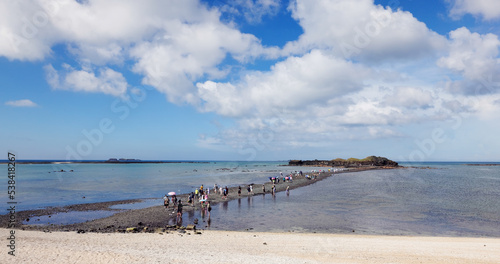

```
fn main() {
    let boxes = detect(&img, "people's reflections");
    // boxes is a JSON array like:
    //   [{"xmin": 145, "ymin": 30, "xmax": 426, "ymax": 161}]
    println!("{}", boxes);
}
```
[{"xmin": 187, "ymin": 209, "xmax": 195, "ymax": 221}]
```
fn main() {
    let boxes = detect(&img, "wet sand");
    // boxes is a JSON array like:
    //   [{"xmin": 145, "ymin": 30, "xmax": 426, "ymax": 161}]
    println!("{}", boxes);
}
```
[{"xmin": 2, "ymin": 228, "xmax": 499, "ymax": 264}]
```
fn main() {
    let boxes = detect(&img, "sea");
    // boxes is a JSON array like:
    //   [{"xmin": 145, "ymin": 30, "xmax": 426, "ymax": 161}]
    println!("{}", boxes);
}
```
[{"xmin": 1, "ymin": 161, "xmax": 499, "ymax": 237}]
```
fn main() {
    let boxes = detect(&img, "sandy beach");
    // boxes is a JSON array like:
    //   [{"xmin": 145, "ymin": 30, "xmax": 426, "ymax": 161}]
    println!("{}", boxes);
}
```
[{"xmin": 1, "ymin": 228, "xmax": 499, "ymax": 263}]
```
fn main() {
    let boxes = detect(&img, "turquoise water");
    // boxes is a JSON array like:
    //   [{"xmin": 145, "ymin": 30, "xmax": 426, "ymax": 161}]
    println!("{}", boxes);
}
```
[
  {"xmin": 2, "ymin": 161, "xmax": 500, "ymax": 236},
  {"xmin": 0, "ymin": 161, "xmax": 305, "ymax": 210}
]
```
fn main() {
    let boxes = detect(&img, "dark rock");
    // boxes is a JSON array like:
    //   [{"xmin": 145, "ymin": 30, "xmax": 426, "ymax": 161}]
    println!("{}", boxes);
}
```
[{"xmin": 288, "ymin": 156, "xmax": 399, "ymax": 167}]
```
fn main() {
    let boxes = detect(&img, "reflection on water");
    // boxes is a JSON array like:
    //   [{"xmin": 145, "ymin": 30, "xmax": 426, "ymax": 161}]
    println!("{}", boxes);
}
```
[
  {"xmin": 182, "ymin": 166, "xmax": 500, "ymax": 237},
  {"xmin": 23, "ymin": 210, "xmax": 117, "ymax": 225}
]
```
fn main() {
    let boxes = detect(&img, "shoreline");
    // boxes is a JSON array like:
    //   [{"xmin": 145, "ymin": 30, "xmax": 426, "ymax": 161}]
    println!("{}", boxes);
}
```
[
  {"xmin": 0, "ymin": 160, "xmax": 211, "ymax": 165},
  {"xmin": 2, "ymin": 228, "xmax": 499, "ymax": 263},
  {"xmin": 465, "ymin": 163, "xmax": 500, "ymax": 166},
  {"xmin": 1, "ymin": 166, "xmax": 391, "ymax": 233}
]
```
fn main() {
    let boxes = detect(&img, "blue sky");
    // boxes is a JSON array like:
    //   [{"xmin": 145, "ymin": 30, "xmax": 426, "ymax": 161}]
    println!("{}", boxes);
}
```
[{"xmin": 2, "ymin": 0, "xmax": 500, "ymax": 162}]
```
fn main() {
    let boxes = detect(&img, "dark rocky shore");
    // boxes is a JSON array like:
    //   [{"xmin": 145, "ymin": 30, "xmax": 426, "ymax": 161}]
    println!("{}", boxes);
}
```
[{"xmin": 1, "ymin": 166, "xmax": 396, "ymax": 233}]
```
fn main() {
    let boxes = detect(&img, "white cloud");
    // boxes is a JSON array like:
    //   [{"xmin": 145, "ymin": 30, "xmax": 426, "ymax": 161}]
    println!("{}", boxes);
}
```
[
  {"xmin": 67, "ymin": 43, "xmax": 125, "ymax": 66},
  {"xmin": 472, "ymin": 94, "xmax": 500, "ymax": 119},
  {"xmin": 438, "ymin": 27, "xmax": 500, "ymax": 94},
  {"xmin": 5, "ymin": 99, "xmax": 38, "ymax": 107},
  {"xmin": 284, "ymin": 0, "xmax": 447, "ymax": 62},
  {"xmin": 0, "ymin": 0, "xmax": 278, "ymax": 100},
  {"xmin": 196, "ymin": 49, "xmax": 371, "ymax": 116},
  {"xmin": 0, "ymin": 0, "xmax": 208, "ymax": 61},
  {"xmin": 384, "ymin": 87, "xmax": 434, "ymax": 109},
  {"xmin": 130, "ymin": 17, "xmax": 273, "ymax": 104},
  {"xmin": 449, "ymin": 0, "xmax": 500, "ymax": 20},
  {"xmin": 339, "ymin": 100, "xmax": 401, "ymax": 126},
  {"xmin": 2, "ymin": 0, "xmax": 499, "ymax": 160},
  {"xmin": 44, "ymin": 64, "xmax": 128, "ymax": 98}
]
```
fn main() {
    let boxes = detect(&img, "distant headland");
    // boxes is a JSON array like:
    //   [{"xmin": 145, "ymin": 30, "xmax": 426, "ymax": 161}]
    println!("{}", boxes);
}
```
[
  {"xmin": 465, "ymin": 163, "xmax": 500, "ymax": 166},
  {"xmin": 0, "ymin": 159, "xmax": 210, "ymax": 164},
  {"xmin": 288, "ymin": 156, "xmax": 399, "ymax": 167}
]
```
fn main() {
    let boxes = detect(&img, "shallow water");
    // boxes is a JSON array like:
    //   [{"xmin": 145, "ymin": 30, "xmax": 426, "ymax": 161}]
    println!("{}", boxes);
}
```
[
  {"xmin": 22, "ymin": 210, "xmax": 117, "ymax": 226},
  {"xmin": 5, "ymin": 162, "xmax": 500, "ymax": 237},
  {"xmin": 183, "ymin": 164, "xmax": 500, "ymax": 237},
  {"xmin": 0, "ymin": 161, "xmax": 307, "ymax": 210}
]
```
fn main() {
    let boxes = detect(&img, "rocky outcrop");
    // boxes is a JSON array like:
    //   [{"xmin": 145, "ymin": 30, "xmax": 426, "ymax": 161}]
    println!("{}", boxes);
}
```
[{"xmin": 288, "ymin": 156, "xmax": 399, "ymax": 167}]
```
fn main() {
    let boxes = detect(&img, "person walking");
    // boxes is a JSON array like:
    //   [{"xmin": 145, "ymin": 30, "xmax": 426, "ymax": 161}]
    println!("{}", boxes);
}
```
[
  {"xmin": 188, "ymin": 192, "xmax": 194, "ymax": 206},
  {"xmin": 172, "ymin": 195, "xmax": 177, "ymax": 206},
  {"xmin": 176, "ymin": 200, "xmax": 183, "ymax": 225},
  {"xmin": 163, "ymin": 194, "xmax": 169, "ymax": 208},
  {"xmin": 207, "ymin": 201, "xmax": 212, "ymax": 218}
]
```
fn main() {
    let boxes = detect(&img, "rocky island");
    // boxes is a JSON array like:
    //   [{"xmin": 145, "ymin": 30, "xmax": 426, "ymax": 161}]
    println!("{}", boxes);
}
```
[{"xmin": 288, "ymin": 156, "xmax": 399, "ymax": 168}]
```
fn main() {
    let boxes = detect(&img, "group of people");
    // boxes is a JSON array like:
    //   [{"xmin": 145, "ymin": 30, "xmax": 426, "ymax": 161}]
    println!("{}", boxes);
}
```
[
  {"xmin": 163, "ymin": 168, "xmax": 331, "ymax": 225},
  {"xmin": 237, "ymin": 184, "xmax": 256, "ymax": 196},
  {"xmin": 163, "ymin": 194, "xmax": 184, "ymax": 223},
  {"xmin": 188, "ymin": 184, "xmax": 210, "ymax": 205},
  {"xmin": 213, "ymin": 184, "xmax": 229, "ymax": 199},
  {"xmin": 163, "ymin": 189, "xmax": 213, "ymax": 225},
  {"xmin": 163, "ymin": 194, "xmax": 177, "ymax": 208}
]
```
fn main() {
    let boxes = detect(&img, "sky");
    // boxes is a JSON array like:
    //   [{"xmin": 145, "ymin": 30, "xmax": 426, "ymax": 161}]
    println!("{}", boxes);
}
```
[{"xmin": 1, "ymin": 0, "xmax": 500, "ymax": 162}]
